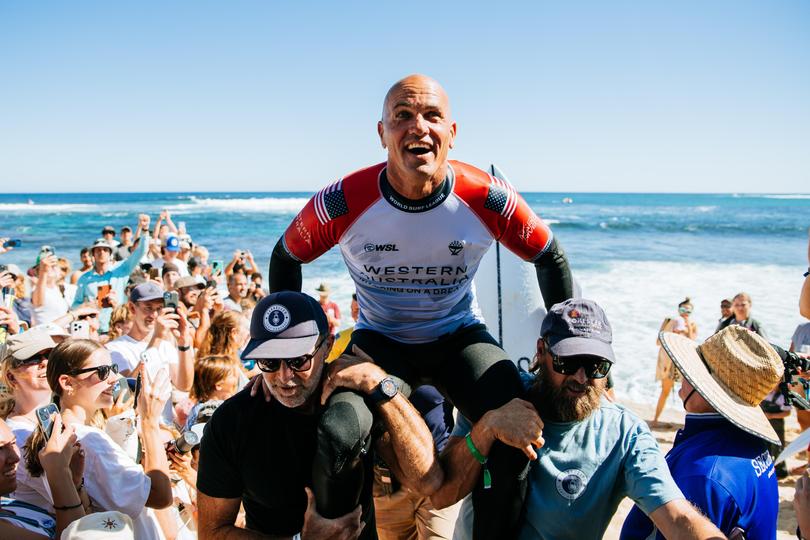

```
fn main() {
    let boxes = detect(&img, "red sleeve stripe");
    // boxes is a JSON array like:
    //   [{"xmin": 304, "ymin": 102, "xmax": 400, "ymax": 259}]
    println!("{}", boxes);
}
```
[
  {"xmin": 314, "ymin": 179, "xmax": 344, "ymax": 224},
  {"xmin": 491, "ymin": 176, "xmax": 518, "ymax": 219}
]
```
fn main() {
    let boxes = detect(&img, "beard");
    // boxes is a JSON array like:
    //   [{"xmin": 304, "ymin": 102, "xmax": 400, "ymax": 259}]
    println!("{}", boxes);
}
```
[{"xmin": 529, "ymin": 365, "xmax": 605, "ymax": 423}]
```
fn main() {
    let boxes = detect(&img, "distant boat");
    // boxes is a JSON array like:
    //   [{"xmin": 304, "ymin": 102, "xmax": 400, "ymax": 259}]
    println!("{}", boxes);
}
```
[{"xmin": 562, "ymin": 197, "xmax": 573, "ymax": 204}]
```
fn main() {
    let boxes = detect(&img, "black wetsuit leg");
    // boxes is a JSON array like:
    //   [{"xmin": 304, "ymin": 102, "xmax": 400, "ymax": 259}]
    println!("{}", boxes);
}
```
[
  {"xmin": 433, "ymin": 324, "xmax": 529, "ymax": 540},
  {"xmin": 311, "ymin": 329, "xmax": 417, "ymax": 523}
]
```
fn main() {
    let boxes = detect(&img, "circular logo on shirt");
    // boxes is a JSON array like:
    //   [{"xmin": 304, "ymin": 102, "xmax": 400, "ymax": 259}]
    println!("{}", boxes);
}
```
[
  {"xmin": 555, "ymin": 469, "xmax": 587, "ymax": 500},
  {"xmin": 363, "ymin": 243, "xmax": 376, "ymax": 253},
  {"xmin": 263, "ymin": 304, "xmax": 291, "ymax": 333}
]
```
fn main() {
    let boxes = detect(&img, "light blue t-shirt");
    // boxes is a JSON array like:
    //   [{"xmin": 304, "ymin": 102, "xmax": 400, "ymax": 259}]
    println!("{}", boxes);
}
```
[
  {"xmin": 72, "ymin": 237, "xmax": 150, "ymax": 332},
  {"xmin": 452, "ymin": 387, "xmax": 682, "ymax": 540}
]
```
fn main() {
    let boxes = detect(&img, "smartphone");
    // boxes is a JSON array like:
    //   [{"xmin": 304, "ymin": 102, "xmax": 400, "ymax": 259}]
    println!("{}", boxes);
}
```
[
  {"xmin": 39, "ymin": 245, "xmax": 55, "ymax": 258},
  {"xmin": 211, "ymin": 260, "xmax": 223, "ymax": 277},
  {"xmin": 97, "ymin": 284, "xmax": 112, "ymax": 308},
  {"xmin": 178, "ymin": 221, "xmax": 186, "ymax": 234},
  {"xmin": 35, "ymin": 403, "xmax": 60, "ymax": 440},
  {"xmin": 133, "ymin": 373, "xmax": 142, "ymax": 405},
  {"xmin": 163, "ymin": 291, "xmax": 179, "ymax": 312},
  {"xmin": 112, "ymin": 376, "xmax": 133, "ymax": 403},
  {"xmin": 70, "ymin": 320, "xmax": 90, "ymax": 339},
  {"xmin": 2, "ymin": 239, "xmax": 21, "ymax": 249},
  {"xmin": 148, "ymin": 268, "xmax": 160, "ymax": 280},
  {"xmin": 205, "ymin": 279, "xmax": 217, "ymax": 290}
]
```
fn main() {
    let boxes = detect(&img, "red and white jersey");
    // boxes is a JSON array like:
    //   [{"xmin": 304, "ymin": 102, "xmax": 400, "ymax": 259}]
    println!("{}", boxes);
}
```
[{"xmin": 282, "ymin": 160, "xmax": 553, "ymax": 343}]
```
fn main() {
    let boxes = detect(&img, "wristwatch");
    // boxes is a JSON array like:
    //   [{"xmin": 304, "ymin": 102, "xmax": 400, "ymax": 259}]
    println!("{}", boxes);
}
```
[{"xmin": 368, "ymin": 377, "xmax": 398, "ymax": 406}]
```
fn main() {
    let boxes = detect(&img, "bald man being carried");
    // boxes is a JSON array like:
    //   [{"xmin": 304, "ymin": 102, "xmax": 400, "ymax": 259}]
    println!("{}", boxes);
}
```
[{"xmin": 268, "ymin": 75, "xmax": 574, "ymax": 540}]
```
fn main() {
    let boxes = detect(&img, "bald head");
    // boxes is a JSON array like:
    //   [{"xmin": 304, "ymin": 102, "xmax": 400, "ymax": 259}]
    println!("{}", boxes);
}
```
[{"xmin": 382, "ymin": 74, "xmax": 451, "ymax": 119}]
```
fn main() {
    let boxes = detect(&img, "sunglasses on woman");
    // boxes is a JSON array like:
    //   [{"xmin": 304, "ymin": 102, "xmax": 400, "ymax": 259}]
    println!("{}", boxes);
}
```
[
  {"xmin": 551, "ymin": 354, "xmax": 612, "ymax": 379},
  {"xmin": 678, "ymin": 307, "xmax": 692, "ymax": 314},
  {"xmin": 256, "ymin": 338, "xmax": 326, "ymax": 373},
  {"xmin": 66, "ymin": 363, "xmax": 119, "ymax": 381},
  {"xmin": 12, "ymin": 350, "xmax": 52, "ymax": 369}
]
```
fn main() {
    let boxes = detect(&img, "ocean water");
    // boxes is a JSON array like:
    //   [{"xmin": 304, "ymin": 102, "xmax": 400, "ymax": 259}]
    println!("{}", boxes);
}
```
[{"xmin": 1, "ymin": 191, "xmax": 808, "ymax": 405}]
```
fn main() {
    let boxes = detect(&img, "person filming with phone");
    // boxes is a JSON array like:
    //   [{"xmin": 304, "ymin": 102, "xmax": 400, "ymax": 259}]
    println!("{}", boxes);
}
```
[
  {"xmin": 23, "ymin": 338, "xmax": 174, "ymax": 539},
  {"xmin": 106, "ymin": 283, "xmax": 195, "ymax": 425},
  {"xmin": 72, "ymin": 214, "xmax": 152, "ymax": 335}
]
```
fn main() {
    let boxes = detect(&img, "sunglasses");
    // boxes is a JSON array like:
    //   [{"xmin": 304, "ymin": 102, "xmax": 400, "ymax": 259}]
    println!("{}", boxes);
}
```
[
  {"xmin": 77, "ymin": 312, "xmax": 98, "ymax": 320},
  {"xmin": 551, "ymin": 354, "xmax": 612, "ymax": 379},
  {"xmin": 255, "ymin": 338, "xmax": 325, "ymax": 373},
  {"xmin": 12, "ymin": 351, "xmax": 52, "ymax": 369},
  {"xmin": 678, "ymin": 307, "xmax": 693, "ymax": 314},
  {"xmin": 66, "ymin": 363, "xmax": 119, "ymax": 381}
]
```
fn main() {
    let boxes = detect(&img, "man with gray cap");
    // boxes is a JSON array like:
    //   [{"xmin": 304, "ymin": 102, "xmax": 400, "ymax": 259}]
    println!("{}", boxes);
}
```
[
  {"xmin": 433, "ymin": 299, "xmax": 723, "ymax": 540},
  {"xmin": 197, "ymin": 291, "xmax": 442, "ymax": 540}
]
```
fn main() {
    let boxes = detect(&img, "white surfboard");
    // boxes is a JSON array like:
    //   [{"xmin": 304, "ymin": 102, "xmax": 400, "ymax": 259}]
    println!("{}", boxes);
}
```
[
  {"xmin": 776, "ymin": 427, "xmax": 810, "ymax": 464},
  {"xmin": 472, "ymin": 164, "xmax": 549, "ymax": 367}
]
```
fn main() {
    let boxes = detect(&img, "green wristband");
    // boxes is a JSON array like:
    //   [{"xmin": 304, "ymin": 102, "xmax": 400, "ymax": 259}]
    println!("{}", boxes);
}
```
[{"xmin": 465, "ymin": 433, "xmax": 492, "ymax": 489}]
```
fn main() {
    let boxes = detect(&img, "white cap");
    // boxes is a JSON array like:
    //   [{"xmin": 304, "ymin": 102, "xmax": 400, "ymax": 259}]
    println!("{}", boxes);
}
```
[{"xmin": 60, "ymin": 511, "xmax": 135, "ymax": 539}]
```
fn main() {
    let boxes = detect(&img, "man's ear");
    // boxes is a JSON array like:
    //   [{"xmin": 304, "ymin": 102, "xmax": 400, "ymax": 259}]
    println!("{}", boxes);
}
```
[{"xmin": 377, "ymin": 120, "xmax": 386, "ymax": 149}]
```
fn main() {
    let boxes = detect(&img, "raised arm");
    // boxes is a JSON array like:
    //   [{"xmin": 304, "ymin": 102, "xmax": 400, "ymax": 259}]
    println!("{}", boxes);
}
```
[
  {"xmin": 801, "ymin": 232, "xmax": 810, "ymax": 319},
  {"xmin": 269, "ymin": 238, "xmax": 303, "ymax": 293}
]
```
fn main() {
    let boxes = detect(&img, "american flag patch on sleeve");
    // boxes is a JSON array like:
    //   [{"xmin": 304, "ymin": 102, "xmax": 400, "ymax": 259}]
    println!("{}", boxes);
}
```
[
  {"xmin": 314, "ymin": 179, "xmax": 349, "ymax": 224},
  {"xmin": 484, "ymin": 175, "xmax": 517, "ymax": 218}
]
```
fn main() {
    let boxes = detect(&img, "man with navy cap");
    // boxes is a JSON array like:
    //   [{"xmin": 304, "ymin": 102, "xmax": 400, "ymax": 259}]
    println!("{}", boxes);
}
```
[
  {"xmin": 432, "ymin": 299, "xmax": 723, "ymax": 540},
  {"xmin": 197, "ymin": 291, "xmax": 442, "ymax": 540}
]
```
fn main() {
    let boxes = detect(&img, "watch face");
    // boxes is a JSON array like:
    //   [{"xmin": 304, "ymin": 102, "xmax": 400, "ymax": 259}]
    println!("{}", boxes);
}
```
[{"xmin": 381, "ymin": 378, "xmax": 397, "ymax": 398}]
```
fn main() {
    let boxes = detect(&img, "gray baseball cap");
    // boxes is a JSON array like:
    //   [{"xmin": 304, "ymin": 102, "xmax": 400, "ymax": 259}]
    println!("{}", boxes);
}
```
[
  {"xmin": 129, "ymin": 282, "xmax": 164, "ymax": 303},
  {"xmin": 540, "ymin": 299, "xmax": 615, "ymax": 362}
]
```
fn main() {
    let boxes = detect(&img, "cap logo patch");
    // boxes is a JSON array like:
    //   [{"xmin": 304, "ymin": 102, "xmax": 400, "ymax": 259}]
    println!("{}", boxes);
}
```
[
  {"xmin": 263, "ymin": 304, "xmax": 291, "ymax": 333},
  {"xmin": 568, "ymin": 309, "xmax": 580, "ymax": 318}
]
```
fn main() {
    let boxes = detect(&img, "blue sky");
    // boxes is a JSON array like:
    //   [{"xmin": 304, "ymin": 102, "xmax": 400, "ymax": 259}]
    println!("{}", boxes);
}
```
[{"xmin": 1, "ymin": 1, "xmax": 808, "ymax": 193}]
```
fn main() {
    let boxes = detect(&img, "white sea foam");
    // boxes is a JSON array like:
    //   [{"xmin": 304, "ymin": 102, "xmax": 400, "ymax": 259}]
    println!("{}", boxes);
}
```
[
  {"xmin": 168, "ymin": 196, "xmax": 309, "ymax": 213},
  {"xmin": 577, "ymin": 261, "xmax": 803, "ymax": 406},
  {"xmin": 0, "ymin": 203, "xmax": 100, "ymax": 213},
  {"xmin": 761, "ymin": 194, "xmax": 810, "ymax": 200}
]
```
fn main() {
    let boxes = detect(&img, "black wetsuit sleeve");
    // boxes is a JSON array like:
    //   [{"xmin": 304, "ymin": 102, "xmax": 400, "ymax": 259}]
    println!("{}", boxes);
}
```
[
  {"xmin": 269, "ymin": 238, "xmax": 303, "ymax": 293},
  {"xmin": 533, "ymin": 237, "xmax": 574, "ymax": 310}
]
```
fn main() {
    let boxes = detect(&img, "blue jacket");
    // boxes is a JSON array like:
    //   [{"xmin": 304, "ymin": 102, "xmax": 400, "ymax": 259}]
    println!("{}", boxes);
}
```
[{"xmin": 621, "ymin": 413, "xmax": 778, "ymax": 540}]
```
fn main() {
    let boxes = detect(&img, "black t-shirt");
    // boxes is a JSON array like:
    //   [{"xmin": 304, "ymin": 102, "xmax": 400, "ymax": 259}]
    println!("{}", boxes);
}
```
[{"xmin": 197, "ymin": 387, "xmax": 373, "ymax": 536}]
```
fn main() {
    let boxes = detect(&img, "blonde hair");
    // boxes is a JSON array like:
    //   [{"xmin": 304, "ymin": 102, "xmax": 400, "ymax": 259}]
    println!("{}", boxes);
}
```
[
  {"xmin": 197, "ymin": 311, "xmax": 243, "ymax": 361},
  {"xmin": 0, "ymin": 360, "xmax": 16, "ymax": 419},
  {"xmin": 191, "ymin": 245, "xmax": 209, "ymax": 260},
  {"xmin": 192, "ymin": 355, "xmax": 240, "ymax": 402},
  {"xmin": 107, "ymin": 304, "xmax": 131, "ymax": 341}
]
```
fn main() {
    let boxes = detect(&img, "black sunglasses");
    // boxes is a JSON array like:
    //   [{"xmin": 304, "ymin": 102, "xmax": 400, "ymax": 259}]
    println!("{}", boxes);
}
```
[
  {"xmin": 66, "ymin": 363, "xmax": 119, "ymax": 381},
  {"xmin": 12, "ymin": 350, "xmax": 52, "ymax": 369},
  {"xmin": 256, "ymin": 338, "xmax": 326, "ymax": 373},
  {"xmin": 77, "ymin": 312, "xmax": 98, "ymax": 320},
  {"xmin": 551, "ymin": 354, "xmax": 612, "ymax": 379}
]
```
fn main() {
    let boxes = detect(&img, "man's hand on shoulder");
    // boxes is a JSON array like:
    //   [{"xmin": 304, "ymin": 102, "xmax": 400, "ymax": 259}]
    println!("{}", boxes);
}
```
[
  {"xmin": 320, "ymin": 345, "xmax": 386, "ymax": 405},
  {"xmin": 301, "ymin": 486, "xmax": 363, "ymax": 540}
]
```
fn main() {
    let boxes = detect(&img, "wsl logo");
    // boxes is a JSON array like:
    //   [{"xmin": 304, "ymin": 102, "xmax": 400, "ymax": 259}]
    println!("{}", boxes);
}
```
[
  {"xmin": 448, "ymin": 240, "xmax": 464, "ymax": 256},
  {"xmin": 364, "ymin": 243, "xmax": 400, "ymax": 253},
  {"xmin": 555, "ymin": 469, "xmax": 587, "ymax": 500}
]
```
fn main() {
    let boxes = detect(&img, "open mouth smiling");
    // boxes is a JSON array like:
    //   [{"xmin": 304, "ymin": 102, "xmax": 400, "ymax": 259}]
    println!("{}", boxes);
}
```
[{"xmin": 406, "ymin": 142, "xmax": 433, "ymax": 156}]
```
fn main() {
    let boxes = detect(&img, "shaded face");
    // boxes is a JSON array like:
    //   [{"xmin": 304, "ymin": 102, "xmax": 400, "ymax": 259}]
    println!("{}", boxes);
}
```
[
  {"xmin": 102, "ymin": 232, "xmax": 115, "ymax": 242},
  {"xmin": 260, "ymin": 338, "xmax": 330, "ymax": 408},
  {"xmin": 229, "ymin": 274, "xmax": 248, "ymax": 299},
  {"xmin": 529, "ymin": 343, "xmax": 605, "ymax": 423},
  {"xmin": 80, "ymin": 251, "xmax": 93, "ymax": 267},
  {"xmin": 732, "ymin": 297, "xmax": 751, "ymax": 320},
  {"xmin": 163, "ymin": 271, "xmax": 180, "ymax": 290},
  {"xmin": 720, "ymin": 303, "xmax": 732, "ymax": 318},
  {"xmin": 180, "ymin": 286, "xmax": 202, "ymax": 308},
  {"xmin": 61, "ymin": 348, "xmax": 117, "ymax": 411},
  {"xmin": 9, "ymin": 349, "xmax": 51, "ymax": 394},
  {"xmin": 378, "ymin": 76, "xmax": 456, "ymax": 182},
  {"xmin": 120, "ymin": 230, "xmax": 132, "ymax": 244},
  {"xmin": 130, "ymin": 299, "xmax": 164, "ymax": 334},
  {"xmin": 91, "ymin": 247, "xmax": 111, "ymax": 265},
  {"xmin": 0, "ymin": 420, "xmax": 20, "ymax": 495},
  {"xmin": 350, "ymin": 299, "xmax": 359, "ymax": 322}
]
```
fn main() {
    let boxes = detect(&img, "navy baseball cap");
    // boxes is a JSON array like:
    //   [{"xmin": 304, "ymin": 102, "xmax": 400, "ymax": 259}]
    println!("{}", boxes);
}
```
[
  {"xmin": 129, "ymin": 282, "xmax": 165, "ymax": 303},
  {"xmin": 241, "ymin": 292, "xmax": 328, "ymax": 360},
  {"xmin": 540, "ymin": 299, "xmax": 615, "ymax": 362}
]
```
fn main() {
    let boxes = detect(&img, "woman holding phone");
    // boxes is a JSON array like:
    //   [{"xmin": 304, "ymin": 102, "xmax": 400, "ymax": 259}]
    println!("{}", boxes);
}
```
[{"xmin": 25, "ymin": 339, "xmax": 173, "ymax": 540}]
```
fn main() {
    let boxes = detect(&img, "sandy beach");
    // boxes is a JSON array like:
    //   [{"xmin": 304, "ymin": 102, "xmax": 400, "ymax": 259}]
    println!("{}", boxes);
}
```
[{"xmin": 604, "ymin": 400, "xmax": 802, "ymax": 539}]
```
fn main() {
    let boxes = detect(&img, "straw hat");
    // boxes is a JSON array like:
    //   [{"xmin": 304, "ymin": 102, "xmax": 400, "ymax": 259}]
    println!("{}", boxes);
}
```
[
  {"xmin": 660, "ymin": 325, "xmax": 784, "ymax": 445},
  {"xmin": 315, "ymin": 283, "xmax": 330, "ymax": 294}
]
